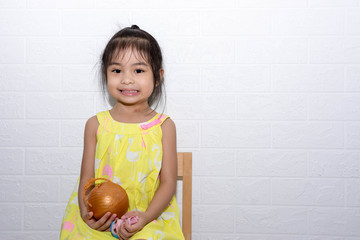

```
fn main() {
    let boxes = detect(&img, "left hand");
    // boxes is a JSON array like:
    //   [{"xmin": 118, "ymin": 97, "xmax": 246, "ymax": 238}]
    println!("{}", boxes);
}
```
[
  {"xmin": 116, "ymin": 211, "xmax": 150, "ymax": 240},
  {"xmin": 82, "ymin": 211, "xmax": 116, "ymax": 232}
]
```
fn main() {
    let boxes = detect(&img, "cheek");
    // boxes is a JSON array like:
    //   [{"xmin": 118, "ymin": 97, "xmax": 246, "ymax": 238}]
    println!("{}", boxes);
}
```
[
  {"xmin": 145, "ymin": 82, "xmax": 155, "ymax": 96},
  {"xmin": 107, "ymin": 78, "xmax": 117, "ymax": 89}
]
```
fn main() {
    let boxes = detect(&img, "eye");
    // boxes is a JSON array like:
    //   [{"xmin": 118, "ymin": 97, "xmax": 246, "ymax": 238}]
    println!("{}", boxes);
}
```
[
  {"xmin": 135, "ymin": 69, "xmax": 144, "ymax": 74},
  {"xmin": 112, "ymin": 69, "xmax": 121, "ymax": 73}
]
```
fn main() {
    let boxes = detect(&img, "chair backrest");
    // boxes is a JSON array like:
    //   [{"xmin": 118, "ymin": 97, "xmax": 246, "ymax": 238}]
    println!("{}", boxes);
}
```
[{"xmin": 177, "ymin": 152, "xmax": 192, "ymax": 240}]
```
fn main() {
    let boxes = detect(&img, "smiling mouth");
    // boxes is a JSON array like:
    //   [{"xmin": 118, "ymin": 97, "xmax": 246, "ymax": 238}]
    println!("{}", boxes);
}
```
[
  {"xmin": 120, "ymin": 90, "xmax": 139, "ymax": 93},
  {"xmin": 119, "ymin": 89, "xmax": 140, "ymax": 96}
]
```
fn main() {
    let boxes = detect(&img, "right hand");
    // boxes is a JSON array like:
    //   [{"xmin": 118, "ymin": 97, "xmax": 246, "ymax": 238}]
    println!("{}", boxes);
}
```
[{"xmin": 82, "ymin": 211, "xmax": 117, "ymax": 231}]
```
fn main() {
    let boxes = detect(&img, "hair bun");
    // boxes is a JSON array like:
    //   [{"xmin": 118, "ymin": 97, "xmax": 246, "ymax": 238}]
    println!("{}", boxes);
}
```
[{"xmin": 130, "ymin": 25, "xmax": 140, "ymax": 30}]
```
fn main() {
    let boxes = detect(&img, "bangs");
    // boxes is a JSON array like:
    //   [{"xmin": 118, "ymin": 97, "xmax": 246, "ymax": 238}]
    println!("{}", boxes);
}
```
[{"xmin": 105, "ymin": 37, "xmax": 151, "ymax": 67}]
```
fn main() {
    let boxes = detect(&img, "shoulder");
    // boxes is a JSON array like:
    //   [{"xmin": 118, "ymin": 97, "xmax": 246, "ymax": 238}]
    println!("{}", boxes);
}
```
[
  {"xmin": 85, "ymin": 115, "xmax": 99, "ymax": 133},
  {"xmin": 161, "ymin": 118, "xmax": 176, "ymax": 135}
]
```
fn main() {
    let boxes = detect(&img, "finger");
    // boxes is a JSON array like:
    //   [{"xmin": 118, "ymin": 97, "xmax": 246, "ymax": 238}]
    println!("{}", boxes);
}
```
[
  {"xmin": 124, "ymin": 221, "xmax": 138, "ymax": 234},
  {"xmin": 118, "ymin": 223, "xmax": 131, "ymax": 239},
  {"xmin": 84, "ymin": 211, "xmax": 93, "ymax": 220},
  {"xmin": 92, "ymin": 212, "xmax": 111, "ymax": 230},
  {"xmin": 118, "ymin": 233, "xmax": 126, "ymax": 240},
  {"xmin": 98, "ymin": 213, "xmax": 117, "ymax": 231},
  {"xmin": 118, "ymin": 231, "xmax": 127, "ymax": 240},
  {"xmin": 120, "ymin": 211, "xmax": 133, "ymax": 220},
  {"xmin": 83, "ymin": 212, "xmax": 96, "ymax": 228},
  {"xmin": 124, "ymin": 221, "xmax": 132, "ymax": 232}
]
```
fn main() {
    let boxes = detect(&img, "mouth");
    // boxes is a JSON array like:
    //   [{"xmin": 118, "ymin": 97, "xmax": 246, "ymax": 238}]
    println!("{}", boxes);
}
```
[{"xmin": 119, "ymin": 89, "xmax": 140, "ymax": 96}]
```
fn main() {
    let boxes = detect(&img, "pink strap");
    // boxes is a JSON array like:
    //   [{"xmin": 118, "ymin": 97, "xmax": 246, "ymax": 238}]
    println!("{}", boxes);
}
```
[{"xmin": 140, "ymin": 115, "xmax": 167, "ymax": 130}]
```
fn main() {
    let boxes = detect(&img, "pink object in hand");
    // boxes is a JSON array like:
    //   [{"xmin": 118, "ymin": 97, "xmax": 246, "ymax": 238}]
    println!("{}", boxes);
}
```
[{"xmin": 111, "ymin": 216, "xmax": 139, "ymax": 238}]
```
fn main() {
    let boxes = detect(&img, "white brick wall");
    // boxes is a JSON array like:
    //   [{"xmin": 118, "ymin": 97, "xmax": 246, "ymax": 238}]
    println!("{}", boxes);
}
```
[{"xmin": 0, "ymin": 1, "xmax": 360, "ymax": 239}]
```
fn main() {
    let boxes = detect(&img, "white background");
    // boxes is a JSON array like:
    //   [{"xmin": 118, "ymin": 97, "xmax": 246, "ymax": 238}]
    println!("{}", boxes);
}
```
[{"xmin": 1, "ymin": 0, "xmax": 360, "ymax": 239}]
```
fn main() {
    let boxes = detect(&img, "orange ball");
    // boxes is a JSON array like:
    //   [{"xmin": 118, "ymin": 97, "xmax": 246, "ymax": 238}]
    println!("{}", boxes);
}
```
[{"xmin": 84, "ymin": 178, "xmax": 129, "ymax": 220}]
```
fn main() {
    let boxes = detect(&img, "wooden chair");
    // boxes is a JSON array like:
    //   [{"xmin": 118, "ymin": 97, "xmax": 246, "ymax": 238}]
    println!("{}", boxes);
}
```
[{"xmin": 177, "ymin": 152, "xmax": 192, "ymax": 240}]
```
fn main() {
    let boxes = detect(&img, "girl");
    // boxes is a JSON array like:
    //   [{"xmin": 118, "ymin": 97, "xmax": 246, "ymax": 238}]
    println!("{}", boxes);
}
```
[{"xmin": 60, "ymin": 25, "xmax": 184, "ymax": 240}]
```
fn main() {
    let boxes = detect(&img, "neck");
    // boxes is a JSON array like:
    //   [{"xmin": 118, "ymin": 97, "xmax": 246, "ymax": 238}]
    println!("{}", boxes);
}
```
[{"xmin": 110, "ymin": 103, "xmax": 155, "ymax": 123}]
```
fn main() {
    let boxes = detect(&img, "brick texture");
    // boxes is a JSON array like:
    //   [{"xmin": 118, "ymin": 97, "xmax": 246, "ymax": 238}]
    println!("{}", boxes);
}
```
[{"xmin": 1, "ymin": 1, "xmax": 360, "ymax": 239}]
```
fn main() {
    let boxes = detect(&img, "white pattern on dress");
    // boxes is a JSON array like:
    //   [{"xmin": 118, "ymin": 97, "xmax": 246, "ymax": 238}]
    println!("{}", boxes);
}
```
[
  {"xmin": 113, "ymin": 134, "xmax": 124, "ymax": 155},
  {"xmin": 126, "ymin": 138, "xmax": 141, "ymax": 180}
]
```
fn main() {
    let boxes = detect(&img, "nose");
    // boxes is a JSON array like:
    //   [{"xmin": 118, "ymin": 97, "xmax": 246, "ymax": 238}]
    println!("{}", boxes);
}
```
[{"xmin": 121, "ymin": 71, "xmax": 134, "ymax": 85}]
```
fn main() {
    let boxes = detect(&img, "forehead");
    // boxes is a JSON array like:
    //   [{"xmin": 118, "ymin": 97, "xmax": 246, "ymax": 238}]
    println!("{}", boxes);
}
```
[{"xmin": 111, "ymin": 47, "xmax": 149, "ymax": 64}]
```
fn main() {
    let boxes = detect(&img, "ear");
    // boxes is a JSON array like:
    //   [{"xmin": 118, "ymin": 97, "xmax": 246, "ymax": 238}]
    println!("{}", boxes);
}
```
[{"xmin": 155, "ymin": 68, "xmax": 164, "ymax": 87}]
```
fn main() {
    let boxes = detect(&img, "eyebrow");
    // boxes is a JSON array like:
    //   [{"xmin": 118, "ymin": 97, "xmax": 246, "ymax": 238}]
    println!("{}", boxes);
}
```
[{"xmin": 109, "ymin": 62, "xmax": 149, "ymax": 67}]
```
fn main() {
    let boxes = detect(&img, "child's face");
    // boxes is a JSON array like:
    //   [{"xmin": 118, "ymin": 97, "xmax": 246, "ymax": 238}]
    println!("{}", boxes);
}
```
[{"xmin": 107, "ymin": 48, "xmax": 155, "ymax": 108}]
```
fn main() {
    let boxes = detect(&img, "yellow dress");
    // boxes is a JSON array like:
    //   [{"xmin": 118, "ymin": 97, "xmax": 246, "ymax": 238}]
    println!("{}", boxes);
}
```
[{"xmin": 60, "ymin": 110, "xmax": 184, "ymax": 240}]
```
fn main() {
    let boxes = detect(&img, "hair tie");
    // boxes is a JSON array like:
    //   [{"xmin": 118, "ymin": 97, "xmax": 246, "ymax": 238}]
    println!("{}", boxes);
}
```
[{"xmin": 130, "ymin": 25, "xmax": 140, "ymax": 30}]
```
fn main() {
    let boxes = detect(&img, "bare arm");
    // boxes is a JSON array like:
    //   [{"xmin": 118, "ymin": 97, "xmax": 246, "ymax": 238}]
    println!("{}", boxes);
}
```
[
  {"xmin": 78, "ymin": 116, "xmax": 97, "ymax": 217},
  {"xmin": 117, "ymin": 118, "xmax": 178, "ymax": 239},
  {"xmin": 78, "ymin": 115, "xmax": 116, "ymax": 231},
  {"xmin": 144, "ymin": 118, "xmax": 178, "ymax": 221}
]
